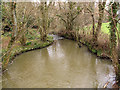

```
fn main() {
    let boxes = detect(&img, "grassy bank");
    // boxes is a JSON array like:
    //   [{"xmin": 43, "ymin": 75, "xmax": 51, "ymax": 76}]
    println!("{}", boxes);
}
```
[
  {"xmin": 4, "ymin": 36, "xmax": 53, "ymax": 62},
  {"xmin": 2, "ymin": 30, "xmax": 54, "ymax": 71}
]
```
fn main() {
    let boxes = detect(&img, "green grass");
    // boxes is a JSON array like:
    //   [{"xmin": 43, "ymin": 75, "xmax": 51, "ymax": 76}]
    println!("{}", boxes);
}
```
[
  {"xmin": 83, "ymin": 22, "xmax": 120, "ymax": 35},
  {"xmin": 101, "ymin": 22, "xmax": 110, "ymax": 34},
  {"xmin": 100, "ymin": 22, "xmax": 119, "ymax": 34}
]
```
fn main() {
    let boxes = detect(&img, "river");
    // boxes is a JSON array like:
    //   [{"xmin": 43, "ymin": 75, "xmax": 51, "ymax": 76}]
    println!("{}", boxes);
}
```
[{"xmin": 2, "ymin": 36, "xmax": 115, "ymax": 88}]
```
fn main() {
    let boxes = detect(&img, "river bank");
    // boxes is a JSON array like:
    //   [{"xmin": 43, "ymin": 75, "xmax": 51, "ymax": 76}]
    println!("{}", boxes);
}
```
[
  {"xmin": 51, "ymin": 30, "xmax": 120, "ymax": 88},
  {"xmin": 1, "ymin": 31, "xmax": 119, "ymax": 88},
  {"xmin": 51, "ymin": 30, "xmax": 112, "ymax": 60},
  {"xmin": 2, "ymin": 39, "xmax": 115, "ymax": 88},
  {"xmin": 2, "ymin": 35, "xmax": 54, "ymax": 72}
]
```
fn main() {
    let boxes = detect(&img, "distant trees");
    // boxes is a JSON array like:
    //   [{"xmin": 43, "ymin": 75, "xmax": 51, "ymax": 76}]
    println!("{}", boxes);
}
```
[
  {"xmin": 1, "ymin": 1, "xmax": 120, "ymax": 82},
  {"xmin": 38, "ymin": 2, "xmax": 52, "ymax": 41},
  {"xmin": 57, "ymin": 2, "xmax": 83, "ymax": 31},
  {"xmin": 85, "ymin": 2, "xmax": 95, "ymax": 38},
  {"xmin": 16, "ymin": 3, "xmax": 35, "ymax": 46}
]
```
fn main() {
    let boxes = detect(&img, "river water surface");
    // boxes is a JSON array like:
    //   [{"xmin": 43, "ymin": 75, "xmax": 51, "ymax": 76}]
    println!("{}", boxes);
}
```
[{"xmin": 2, "ymin": 37, "xmax": 115, "ymax": 88}]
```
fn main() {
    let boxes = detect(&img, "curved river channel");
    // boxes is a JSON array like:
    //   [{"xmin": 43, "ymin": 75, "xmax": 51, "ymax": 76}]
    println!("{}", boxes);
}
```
[{"xmin": 2, "ymin": 35, "xmax": 116, "ymax": 88}]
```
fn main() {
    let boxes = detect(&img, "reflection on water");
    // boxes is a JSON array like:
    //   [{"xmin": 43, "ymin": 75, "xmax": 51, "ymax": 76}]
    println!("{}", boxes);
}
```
[{"xmin": 2, "ymin": 39, "xmax": 115, "ymax": 88}]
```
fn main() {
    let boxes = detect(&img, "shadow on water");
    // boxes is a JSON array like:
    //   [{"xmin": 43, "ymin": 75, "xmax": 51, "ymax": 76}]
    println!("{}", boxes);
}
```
[{"xmin": 2, "ymin": 35, "xmax": 115, "ymax": 88}]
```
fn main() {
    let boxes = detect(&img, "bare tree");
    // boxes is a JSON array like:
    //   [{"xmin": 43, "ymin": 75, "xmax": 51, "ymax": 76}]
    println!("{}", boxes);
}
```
[
  {"xmin": 107, "ymin": 2, "xmax": 120, "ymax": 82},
  {"xmin": 94, "ymin": 1, "xmax": 106, "ymax": 45},
  {"xmin": 86, "ymin": 2, "xmax": 95, "ymax": 38},
  {"xmin": 37, "ymin": 2, "xmax": 52, "ymax": 41},
  {"xmin": 2, "ymin": 2, "xmax": 36, "ymax": 69},
  {"xmin": 57, "ymin": 2, "xmax": 83, "ymax": 31}
]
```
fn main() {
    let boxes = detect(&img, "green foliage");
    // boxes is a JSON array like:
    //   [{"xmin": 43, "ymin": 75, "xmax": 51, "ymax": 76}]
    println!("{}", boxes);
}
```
[
  {"xmin": 8, "ymin": 33, "xmax": 12, "ymax": 37},
  {"xmin": 97, "ymin": 50, "xmax": 102, "ymax": 56},
  {"xmin": 101, "ymin": 23, "xmax": 110, "ymax": 34},
  {"xmin": 47, "ymin": 35, "xmax": 53, "ymax": 42},
  {"xmin": 2, "ymin": 32, "xmax": 11, "ymax": 37},
  {"xmin": 92, "ymin": 49, "xmax": 97, "ymax": 53},
  {"xmin": 26, "ymin": 42, "xmax": 32, "ymax": 46},
  {"xmin": 42, "ymin": 42, "xmax": 49, "ymax": 47},
  {"xmin": 77, "ymin": 6, "xmax": 81, "ymax": 11}
]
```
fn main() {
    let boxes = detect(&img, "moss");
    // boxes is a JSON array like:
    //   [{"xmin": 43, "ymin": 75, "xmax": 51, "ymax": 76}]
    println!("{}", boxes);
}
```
[
  {"xmin": 92, "ymin": 49, "xmax": 97, "ymax": 54},
  {"xmin": 47, "ymin": 35, "xmax": 53, "ymax": 41},
  {"xmin": 26, "ymin": 42, "xmax": 32, "ymax": 46},
  {"xmin": 42, "ymin": 42, "xmax": 49, "ymax": 47},
  {"xmin": 85, "ymin": 42, "xmax": 90, "ymax": 47},
  {"xmin": 97, "ymin": 50, "xmax": 102, "ymax": 56},
  {"xmin": 88, "ymin": 45, "xmax": 92, "ymax": 50}
]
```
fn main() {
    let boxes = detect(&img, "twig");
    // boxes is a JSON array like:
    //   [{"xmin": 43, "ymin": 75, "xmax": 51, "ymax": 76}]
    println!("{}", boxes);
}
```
[{"xmin": 103, "ymin": 81, "xmax": 110, "ymax": 88}]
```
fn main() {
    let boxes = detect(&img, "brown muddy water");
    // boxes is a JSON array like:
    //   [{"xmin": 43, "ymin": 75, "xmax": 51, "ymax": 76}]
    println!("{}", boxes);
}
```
[{"xmin": 2, "ymin": 36, "xmax": 116, "ymax": 88}]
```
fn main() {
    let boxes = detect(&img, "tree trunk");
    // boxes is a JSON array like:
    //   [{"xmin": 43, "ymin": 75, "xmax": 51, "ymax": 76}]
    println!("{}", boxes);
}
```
[
  {"xmin": 118, "ymin": 23, "xmax": 120, "ymax": 61},
  {"xmin": 94, "ymin": 2, "xmax": 106, "ymax": 45},
  {"xmin": 40, "ymin": 2, "xmax": 48, "ymax": 41},
  {"xmin": 110, "ymin": 2, "xmax": 119, "ymax": 81},
  {"xmin": 7, "ymin": 2, "xmax": 17, "ymax": 49},
  {"xmin": 3, "ymin": 2, "xmax": 17, "ymax": 69},
  {"xmin": 92, "ymin": 14, "xmax": 95, "ymax": 37}
]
